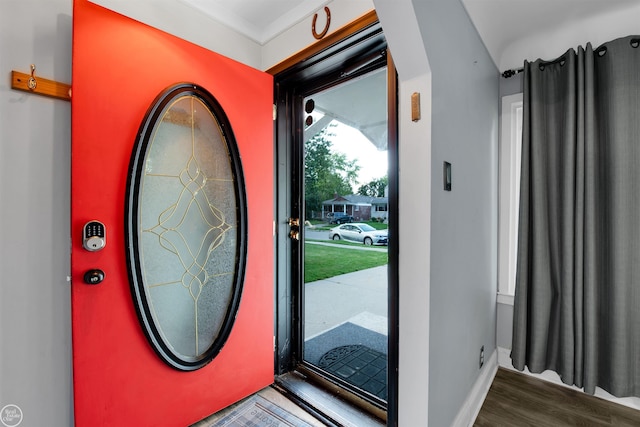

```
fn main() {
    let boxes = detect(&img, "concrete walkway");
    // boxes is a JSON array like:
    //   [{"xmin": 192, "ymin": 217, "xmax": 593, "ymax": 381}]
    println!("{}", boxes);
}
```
[
  {"xmin": 304, "ymin": 228, "xmax": 332, "ymax": 241},
  {"xmin": 304, "ymin": 265, "xmax": 388, "ymax": 338}
]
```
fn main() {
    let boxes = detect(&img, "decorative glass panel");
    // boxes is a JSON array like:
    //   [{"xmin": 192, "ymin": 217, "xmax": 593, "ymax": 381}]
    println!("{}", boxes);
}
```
[{"xmin": 126, "ymin": 84, "xmax": 247, "ymax": 371}]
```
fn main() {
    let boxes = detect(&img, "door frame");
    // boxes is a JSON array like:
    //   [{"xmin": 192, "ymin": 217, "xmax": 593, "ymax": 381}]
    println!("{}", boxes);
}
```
[{"xmin": 269, "ymin": 12, "xmax": 399, "ymax": 426}]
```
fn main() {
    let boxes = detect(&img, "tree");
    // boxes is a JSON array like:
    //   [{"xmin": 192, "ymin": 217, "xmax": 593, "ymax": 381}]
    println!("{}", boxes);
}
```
[
  {"xmin": 358, "ymin": 176, "xmax": 388, "ymax": 197},
  {"xmin": 304, "ymin": 126, "xmax": 360, "ymax": 217}
]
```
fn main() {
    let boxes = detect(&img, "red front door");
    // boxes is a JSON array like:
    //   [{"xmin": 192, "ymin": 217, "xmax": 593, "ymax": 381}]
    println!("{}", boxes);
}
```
[{"xmin": 71, "ymin": 1, "xmax": 274, "ymax": 425}]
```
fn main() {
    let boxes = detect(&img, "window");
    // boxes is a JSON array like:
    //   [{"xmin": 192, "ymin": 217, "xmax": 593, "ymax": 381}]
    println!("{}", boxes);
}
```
[
  {"xmin": 498, "ymin": 93, "xmax": 523, "ymax": 303},
  {"xmin": 126, "ymin": 84, "xmax": 247, "ymax": 370}
]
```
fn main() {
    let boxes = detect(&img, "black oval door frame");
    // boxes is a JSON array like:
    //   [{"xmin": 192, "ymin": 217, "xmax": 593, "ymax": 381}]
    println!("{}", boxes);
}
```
[{"xmin": 125, "ymin": 83, "xmax": 248, "ymax": 371}]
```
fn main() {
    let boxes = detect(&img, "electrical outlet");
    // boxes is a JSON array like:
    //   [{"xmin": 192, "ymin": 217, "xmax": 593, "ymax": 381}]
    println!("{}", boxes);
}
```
[{"xmin": 479, "ymin": 345, "xmax": 485, "ymax": 369}]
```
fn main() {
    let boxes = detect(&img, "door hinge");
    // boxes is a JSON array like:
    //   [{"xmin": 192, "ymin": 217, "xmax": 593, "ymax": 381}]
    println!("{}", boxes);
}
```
[
  {"xmin": 273, "ymin": 335, "xmax": 276, "ymax": 351},
  {"xmin": 273, "ymin": 104, "xmax": 277, "ymax": 120}
]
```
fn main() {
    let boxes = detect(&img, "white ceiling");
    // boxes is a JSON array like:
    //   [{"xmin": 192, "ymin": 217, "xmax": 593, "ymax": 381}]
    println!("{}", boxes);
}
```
[
  {"xmin": 461, "ymin": 0, "xmax": 640, "ymax": 70},
  {"xmin": 178, "ymin": 0, "xmax": 330, "ymax": 44}
]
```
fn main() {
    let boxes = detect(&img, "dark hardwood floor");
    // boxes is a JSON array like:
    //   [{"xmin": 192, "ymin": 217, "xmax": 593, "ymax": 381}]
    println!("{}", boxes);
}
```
[{"xmin": 474, "ymin": 368, "xmax": 640, "ymax": 426}]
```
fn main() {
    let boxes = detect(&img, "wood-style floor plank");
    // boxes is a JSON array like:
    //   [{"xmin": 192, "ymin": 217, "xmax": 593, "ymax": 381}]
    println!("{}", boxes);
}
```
[{"xmin": 474, "ymin": 368, "xmax": 640, "ymax": 426}]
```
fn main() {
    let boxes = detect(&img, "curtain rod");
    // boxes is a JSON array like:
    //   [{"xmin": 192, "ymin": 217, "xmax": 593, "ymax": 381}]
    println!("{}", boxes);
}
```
[{"xmin": 502, "ymin": 67, "xmax": 523, "ymax": 78}]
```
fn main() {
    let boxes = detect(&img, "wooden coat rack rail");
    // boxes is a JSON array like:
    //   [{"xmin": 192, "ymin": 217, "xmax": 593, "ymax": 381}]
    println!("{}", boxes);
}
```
[{"xmin": 11, "ymin": 65, "xmax": 71, "ymax": 102}]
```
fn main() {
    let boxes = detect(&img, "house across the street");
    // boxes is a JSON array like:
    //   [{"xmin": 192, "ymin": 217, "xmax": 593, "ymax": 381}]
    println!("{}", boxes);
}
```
[{"xmin": 321, "ymin": 194, "xmax": 388, "ymax": 222}]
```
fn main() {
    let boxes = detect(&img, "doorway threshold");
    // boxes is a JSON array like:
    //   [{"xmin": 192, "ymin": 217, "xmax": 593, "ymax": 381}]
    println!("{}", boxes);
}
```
[{"xmin": 274, "ymin": 371, "xmax": 386, "ymax": 427}]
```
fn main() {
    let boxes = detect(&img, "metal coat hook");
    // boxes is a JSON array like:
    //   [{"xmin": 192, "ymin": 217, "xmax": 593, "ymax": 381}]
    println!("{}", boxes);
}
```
[
  {"xmin": 11, "ymin": 64, "xmax": 71, "ymax": 101},
  {"xmin": 28, "ymin": 64, "xmax": 37, "ymax": 90},
  {"xmin": 312, "ymin": 6, "xmax": 331, "ymax": 40}
]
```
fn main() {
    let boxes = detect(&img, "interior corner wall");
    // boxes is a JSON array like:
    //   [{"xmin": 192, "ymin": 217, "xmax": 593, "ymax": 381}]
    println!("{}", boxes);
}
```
[
  {"xmin": 410, "ymin": 0, "xmax": 499, "ymax": 426},
  {"xmin": 0, "ymin": 1, "xmax": 73, "ymax": 426}
]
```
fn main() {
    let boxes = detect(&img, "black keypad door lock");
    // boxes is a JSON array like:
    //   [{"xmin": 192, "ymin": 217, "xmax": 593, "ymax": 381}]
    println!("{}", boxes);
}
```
[
  {"xmin": 83, "ymin": 220, "xmax": 106, "ymax": 251},
  {"xmin": 84, "ymin": 269, "xmax": 105, "ymax": 285}
]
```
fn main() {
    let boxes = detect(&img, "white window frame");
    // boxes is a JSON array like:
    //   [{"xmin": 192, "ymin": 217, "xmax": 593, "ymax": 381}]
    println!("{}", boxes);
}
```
[{"xmin": 498, "ymin": 93, "xmax": 523, "ymax": 304}]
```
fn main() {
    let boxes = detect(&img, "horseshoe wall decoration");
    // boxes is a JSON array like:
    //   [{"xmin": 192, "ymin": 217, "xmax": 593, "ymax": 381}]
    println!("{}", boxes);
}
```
[{"xmin": 312, "ymin": 7, "xmax": 331, "ymax": 40}]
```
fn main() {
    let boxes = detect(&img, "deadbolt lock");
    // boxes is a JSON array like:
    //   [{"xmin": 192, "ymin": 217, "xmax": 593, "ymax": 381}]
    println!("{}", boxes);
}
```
[
  {"xmin": 84, "ymin": 269, "xmax": 105, "ymax": 285},
  {"xmin": 83, "ymin": 220, "xmax": 106, "ymax": 251}
]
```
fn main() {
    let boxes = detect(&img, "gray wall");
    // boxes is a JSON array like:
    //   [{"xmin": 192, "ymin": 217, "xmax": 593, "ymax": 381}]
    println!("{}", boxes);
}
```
[
  {"xmin": 496, "ymin": 302, "xmax": 514, "ymax": 349},
  {"xmin": 411, "ymin": 1, "xmax": 499, "ymax": 426},
  {"xmin": 499, "ymin": 73, "xmax": 523, "ymax": 98},
  {"xmin": 0, "ymin": 2, "xmax": 72, "ymax": 425}
]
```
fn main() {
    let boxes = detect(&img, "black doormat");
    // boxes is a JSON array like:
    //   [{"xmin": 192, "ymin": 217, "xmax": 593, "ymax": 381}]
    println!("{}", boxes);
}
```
[
  {"xmin": 210, "ymin": 395, "xmax": 314, "ymax": 427},
  {"xmin": 318, "ymin": 344, "xmax": 387, "ymax": 401},
  {"xmin": 304, "ymin": 322, "xmax": 387, "ymax": 365}
]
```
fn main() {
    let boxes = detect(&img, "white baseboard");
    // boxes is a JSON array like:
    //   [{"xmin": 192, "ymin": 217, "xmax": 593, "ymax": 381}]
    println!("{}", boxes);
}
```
[
  {"xmin": 450, "ymin": 348, "xmax": 498, "ymax": 427},
  {"xmin": 497, "ymin": 346, "xmax": 640, "ymax": 411}
]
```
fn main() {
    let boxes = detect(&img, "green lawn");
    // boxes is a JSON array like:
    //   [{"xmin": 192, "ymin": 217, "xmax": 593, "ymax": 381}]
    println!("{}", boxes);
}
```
[
  {"xmin": 304, "ymin": 242, "xmax": 388, "ymax": 283},
  {"xmin": 365, "ymin": 221, "xmax": 388, "ymax": 230}
]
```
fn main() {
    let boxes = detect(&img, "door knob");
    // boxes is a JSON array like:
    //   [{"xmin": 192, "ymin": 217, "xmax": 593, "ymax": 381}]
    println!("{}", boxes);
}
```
[
  {"xmin": 288, "ymin": 218, "xmax": 300, "ymax": 227},
  {"xmin": 84, "ymin": 269, "xmax": 105, "ymax": 285},
  {"xmin": 288, "ymin": 218, "xmax": 300, "ymax": 241}
]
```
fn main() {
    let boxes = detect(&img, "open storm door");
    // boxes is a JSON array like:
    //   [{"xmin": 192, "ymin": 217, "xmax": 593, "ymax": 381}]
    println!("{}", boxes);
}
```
[{"xmin": 71, "ymin": 1, "xmax": 273, "ymax": 426}]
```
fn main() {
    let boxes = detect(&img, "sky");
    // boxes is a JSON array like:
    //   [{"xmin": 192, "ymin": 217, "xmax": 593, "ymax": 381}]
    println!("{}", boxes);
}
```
[{"xmin": 329, "ymin": 121, "xmax": 388, "ymax": 188}]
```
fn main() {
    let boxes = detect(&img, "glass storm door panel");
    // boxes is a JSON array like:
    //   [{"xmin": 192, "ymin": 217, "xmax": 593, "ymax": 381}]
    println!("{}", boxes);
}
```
[
  {"xmin": 70, "ymin": 2, "xmax": 274, "ymax": 426},
  {"xmin": 302, "ymin": 66, "xmax": 389, "ymax": 403}
]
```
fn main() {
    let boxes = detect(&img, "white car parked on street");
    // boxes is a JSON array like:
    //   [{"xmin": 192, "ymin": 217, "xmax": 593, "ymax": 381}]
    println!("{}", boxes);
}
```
[{"xmin": 328, "ymin": 223, "xmax": 388, "ymax": 246}]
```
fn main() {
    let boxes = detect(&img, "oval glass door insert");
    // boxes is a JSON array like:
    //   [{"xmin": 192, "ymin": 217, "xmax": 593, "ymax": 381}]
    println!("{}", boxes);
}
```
[{"xmin": 126, "ymin": 83, "xmax": 247, "ymax": 371}]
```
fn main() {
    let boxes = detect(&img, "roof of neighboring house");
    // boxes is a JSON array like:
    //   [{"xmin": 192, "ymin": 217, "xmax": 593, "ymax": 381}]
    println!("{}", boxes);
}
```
[{"xmin": 322, "ymin": 194, "xmax": 388, "ymax": 205}]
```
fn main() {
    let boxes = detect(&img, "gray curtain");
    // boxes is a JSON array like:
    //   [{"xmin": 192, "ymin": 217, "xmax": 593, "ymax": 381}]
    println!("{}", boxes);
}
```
[{"xmin": 512, "ymin": 35, "xmax": 640, "ymax": 397}]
